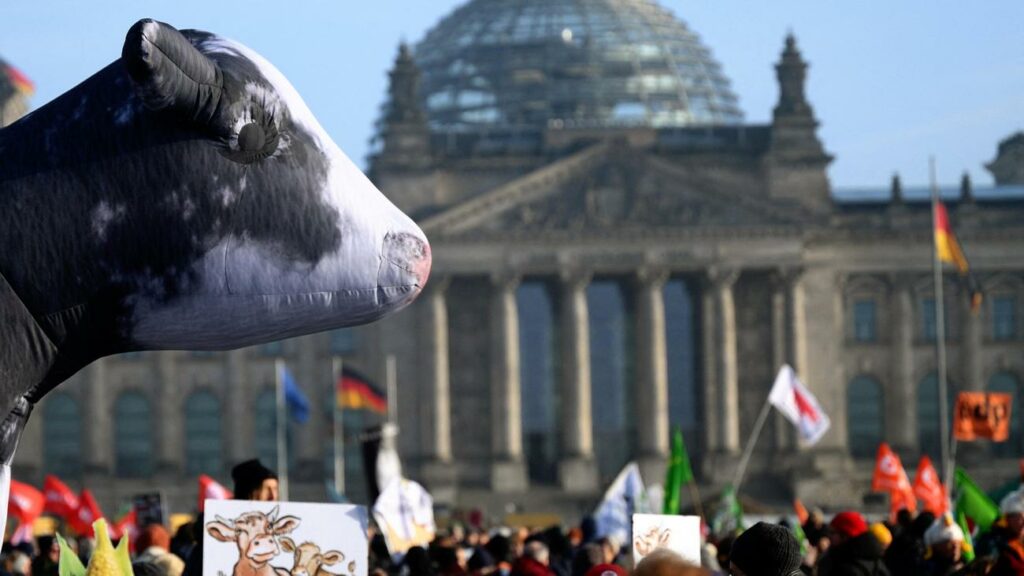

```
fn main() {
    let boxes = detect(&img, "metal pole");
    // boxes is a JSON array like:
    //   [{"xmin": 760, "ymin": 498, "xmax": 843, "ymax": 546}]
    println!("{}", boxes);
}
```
[
  {"xmin": 332, "ymin": 357, "xmax": 345, "ymax": 498},
  {"xmin": 732, "ymin": 396, "xmax": 774, "ymax": 491},
  {"xmin": 386, "ymin": 355, "xmax": 397, "ymax": 425},
  {"xmin": 275, "ymin": 358, "xmax": 289, "ymax": 501},
  {"xmin": 930, "ymin": 157, "xmax": 953, "ymax": 493}
]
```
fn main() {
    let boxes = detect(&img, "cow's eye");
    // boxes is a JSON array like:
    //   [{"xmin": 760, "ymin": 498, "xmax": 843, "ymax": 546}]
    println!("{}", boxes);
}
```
[{"xmin": 221, "ymin": 105, "xmax": 280, "ymax": 164}]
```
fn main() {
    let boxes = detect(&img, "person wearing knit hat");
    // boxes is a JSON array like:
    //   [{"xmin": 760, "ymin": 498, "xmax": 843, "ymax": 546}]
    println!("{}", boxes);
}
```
[
  {"xmin": 921, "ymin": 514, "xmax": 965, "ymax": 576},
  {"xmin": 868, "ymin": 523, "xmax": 892, "ymax": 551},
  {"xmin": 728, "ymin": 522, "xmax": 803, "ymax": 576},
  {"xmin": 818, "ymin": 512, "xmax": 890, "ymax": 576},
  {"xmin": 231, "ymin": 459, "xmax": 279, "ymax": 501},
  {"xmin": 986, "ymin": 486, "xmax": 1024, "ymax": 576}
]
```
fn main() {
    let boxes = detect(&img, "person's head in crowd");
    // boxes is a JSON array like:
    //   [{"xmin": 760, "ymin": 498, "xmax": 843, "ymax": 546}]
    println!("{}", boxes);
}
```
[
  {"xmin": 809, "ymin": 508, "xmax": 825, "ymax": 527},
  {"xmin": 449, "ymin": 523, "xmax": 466, "ymax": 544},
  {"xmin": 465, "ymin": 529, "xmax": 482, "ymax": 549},
  {"xmin": 580, "ymin": 517, "xmax": 598, "ymax": 544},
  {"xmin": 828, "ymin": 511, "xmax": 868, "ymax": 546},
  {"xmin": 868, "ymin": 523, "xmax": 892, "ymax": 550},
  {"xmin": 910, "ymin": 511, "xmax": 937, "ymax": 539},
  {"xmin": 543, "ymin": 526, "xmax": 570, "ymax": 560},
  {"xmin": 924, "ymin": 514, "xmax": 965, "ymax": 563},
  {"xmin": 571, "ymin": 543, "xmax": 604, "ymax": 576},
  {"xmin": 485, "ymin": 535, "xmax": 513, "ymax": 567},
  {"xmin": 567, "ymin": 527, "xmax": 584, "ymax": 548},
  {"xmin": 583, "ymin": 563, "xmax": 628, "ymax": 576},
  {"xmin": 895, "ymin": 508, "xmax": 914, "ymax": 531},
  {"xmin": 467, "ymin": 547, "xmax": 496, "ymax": 576},
  {"xmin": 597, "ymin": 536, "xmax": 620, "ymax": 564},
  {"xmin": 635, "ymin": 549, "xmax": 709, "ymax": 576},
  {"xmin": 231, "ymin": 459, "xmax": 279, "ymax": 501},
  {"xmin": 132, "ymin": 560, "xmax": 166, "ymax": 576},
  {"xmin": 404, "ymin": 546, "xmax": 436, "ymax": 576},
  {"xmin": 1000, "ymin": 485, "xmax": 1024, "ymax": 539},
  {"xmin": 138, "ymin": 524, "xmax": 172, "ymax": 552},
  {"xmin": 523, "ymin": 541, "xmax": 550, "ymax": 566},
  {"xmin": 729, "ymin": 522, "xmax": 803, "ymax": 576}
]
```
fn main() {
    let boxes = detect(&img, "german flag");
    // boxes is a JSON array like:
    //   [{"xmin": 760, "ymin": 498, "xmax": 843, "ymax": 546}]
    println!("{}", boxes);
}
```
[
  {"xmin": 934, "ymin": 200, "xmax": 982, "ymax": 312},
  {"xmin": 336, "ymin": 367, "xmax": 387, "ymax": 414},
  {"xmin": 4, "ymin": 62, "xmax": 34, "ymax": 96}
]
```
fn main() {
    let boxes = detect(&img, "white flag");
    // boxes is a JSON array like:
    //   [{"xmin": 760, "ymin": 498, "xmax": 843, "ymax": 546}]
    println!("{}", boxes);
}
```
[
  {"xmin": 768, "ymin": 364, "xmax": 830, "ymax": 445},
  {"xmin": 593, "ymin": 462, "xmax": 649, "ymax": 544},
  {"xmin": 373, "ymin": 477, "xmax": 435, "ymax": 561}
]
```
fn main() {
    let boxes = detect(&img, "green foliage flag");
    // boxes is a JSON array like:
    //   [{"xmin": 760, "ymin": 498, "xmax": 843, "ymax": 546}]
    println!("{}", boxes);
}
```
[
  {"xmin": 955, "ymin": 467, "xmax": 1000, "ymax": 533},
  {"xmin": 663, "ymin": 428, "xmax": 694, "ymax": 515}
]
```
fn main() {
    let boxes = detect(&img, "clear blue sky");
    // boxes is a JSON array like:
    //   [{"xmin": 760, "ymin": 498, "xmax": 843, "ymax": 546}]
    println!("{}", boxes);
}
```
[{"xmin": 2, "ymin": 1, "xmax": 1021, "ymax": 188}]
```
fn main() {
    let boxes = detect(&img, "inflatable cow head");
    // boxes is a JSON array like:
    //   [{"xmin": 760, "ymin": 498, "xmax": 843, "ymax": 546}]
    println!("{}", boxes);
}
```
[{"xmin": 0, "ymin": 20, "xmax": 430, "ymax": 409}]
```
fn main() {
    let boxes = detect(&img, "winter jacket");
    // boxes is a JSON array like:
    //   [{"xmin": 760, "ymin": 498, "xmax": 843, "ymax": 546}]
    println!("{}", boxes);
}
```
[
  {"xmin": 990, "ymin": 540, "xmax": 1024, "ymax": 576},
  {"xmin": 817, "ymin": 533, "xmax": 891, "ymax": 576},
  {"xmin": 511, "ymin": 558, "xmax": 554, "ymax": 576}
]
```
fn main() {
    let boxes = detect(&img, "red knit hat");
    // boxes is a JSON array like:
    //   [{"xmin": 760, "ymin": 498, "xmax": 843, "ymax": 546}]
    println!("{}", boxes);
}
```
[{"xmin": 830, "ymin": 511, "xmax": 868, "ymax": 538}]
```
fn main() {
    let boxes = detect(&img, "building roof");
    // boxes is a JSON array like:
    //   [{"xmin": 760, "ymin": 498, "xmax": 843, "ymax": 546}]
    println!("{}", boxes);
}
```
[{"xmin": 413, "ymin": 0, "xmax": 743, "ymax": 133}]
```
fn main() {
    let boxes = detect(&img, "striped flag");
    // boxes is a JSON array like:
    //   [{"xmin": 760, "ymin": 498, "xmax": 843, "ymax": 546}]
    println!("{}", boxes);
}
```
[
  {"xmin": 337, "ymin": 367, "xmax": 387, "ymax": 414},
  {"xmin": 934, "ymin": 200, "xmax": 983, "ymax": 312}
]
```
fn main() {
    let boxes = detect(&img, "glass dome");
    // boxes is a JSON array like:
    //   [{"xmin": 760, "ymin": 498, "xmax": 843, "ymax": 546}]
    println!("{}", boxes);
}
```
[{"xmin": 414, "ymin": 0, "xmax": 743, "ymax": 132}]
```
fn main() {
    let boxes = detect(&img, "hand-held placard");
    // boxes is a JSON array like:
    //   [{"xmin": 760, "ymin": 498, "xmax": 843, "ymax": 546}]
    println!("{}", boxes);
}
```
[{"xmin": 0, "ymin": 19, "xmax": 430, "ymax": 529}]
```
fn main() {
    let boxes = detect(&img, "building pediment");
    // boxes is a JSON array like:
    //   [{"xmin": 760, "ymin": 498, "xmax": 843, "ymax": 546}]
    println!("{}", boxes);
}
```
[{"xmin": 420, "ymin": 143, "xmax": 812, "ymax": 241}]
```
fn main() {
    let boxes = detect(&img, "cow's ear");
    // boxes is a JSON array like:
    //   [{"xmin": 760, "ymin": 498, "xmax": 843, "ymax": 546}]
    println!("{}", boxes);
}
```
[
  {"xmin": 279, "ymin": 537, "xmax": 296, "ymax": 553},
  {"xmin": 273, "ymin": 515, "xmax": 301, "ymax": 535},
  {"xmin": 321, "ymin": 551, "xmax": 345, "ymax": 566},
  {"xmin": 206, "ymin": 521, "xmax": 237, "ymax": 542},
  {"xmin": 122, "ymin": 19, "xmax": 223, "ymax": 127}
]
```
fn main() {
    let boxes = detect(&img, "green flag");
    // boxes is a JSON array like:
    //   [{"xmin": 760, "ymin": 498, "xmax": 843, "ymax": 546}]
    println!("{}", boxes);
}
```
[
  {"xmin": 792, "ymin": 520, "xmax": 809, "ymax": 556},
  {"xmin": 663, "ymin": 428, "xmax": 684, "ymax": 514},
  {"xmin": 711, "ymin": 485, "xmax": 745, "ymax": 536},
  {"xmin": 955, "ymin": 467, "xmax": 1000, "ymax": 533},
  {"xmin": 956, "ymin": 509, "xmax": 976, "ymax": 562}
]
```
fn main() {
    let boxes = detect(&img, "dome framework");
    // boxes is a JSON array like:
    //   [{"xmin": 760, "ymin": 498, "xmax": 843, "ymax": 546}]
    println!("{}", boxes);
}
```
[{"xmin": 414, "ymin": 0, "xmax": 743, "ymax": 132}]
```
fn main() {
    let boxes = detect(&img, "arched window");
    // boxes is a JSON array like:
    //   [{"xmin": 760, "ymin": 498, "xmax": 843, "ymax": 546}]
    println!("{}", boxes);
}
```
[
  {"xmin": 115, "ymin": 392, "xmax": 153, "ymax": 478},
  {"xmin": 918, "ymin": 374, "xmax": 955, "ymax": 460},
  {"xmin": 666, "ymin": 279, "xmax": 700, "ymax": 463},
  {"xmin": 185, "ymin": 391, "xmax": 223, "ymax": 476},
  {"xmin": 254, "ymin": 390, "xmax": 295, "ymax": 471},
  {"xmin": 588, "ymin": 280, "xmax": 634, "ymax": 483},
  {"xmin": 847, "ymin": 376, "xmax": 884, "ymax": 458},
  {"xmin": 519, "ymin": 281, "xmax": 558, "ymax": 484},
  {"xmin": 43, "ymin": 394, "xmax": 81, "ymax": 479},
  {"xmin": 989, "ymin": 372, "xmax": 1021, "ymax": 457}
]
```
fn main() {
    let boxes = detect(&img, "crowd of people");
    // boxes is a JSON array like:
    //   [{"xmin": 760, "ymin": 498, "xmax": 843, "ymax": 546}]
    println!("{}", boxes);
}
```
[{"xmin": 2, "ymin": 458, "xmax": 1024, "ymax": 576}]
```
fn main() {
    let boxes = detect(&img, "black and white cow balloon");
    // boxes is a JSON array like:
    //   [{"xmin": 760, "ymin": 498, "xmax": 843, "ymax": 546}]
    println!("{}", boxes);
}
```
[{"xmin": 0, "ymin": 19, "xmax": 430, "ymax": 511}]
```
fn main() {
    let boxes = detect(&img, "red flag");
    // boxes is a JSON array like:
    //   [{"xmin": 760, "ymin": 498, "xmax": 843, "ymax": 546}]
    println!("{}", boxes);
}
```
[
  {"xmin": 794, "ymin": 498, "xmax": 809, "ymax": 525},
  {"xmin": 872, "ymin": 443, "xmax": 917, "ymax": 519},
  {"xmin": 43, "ymin": 475, "xmax": 80, "ymax": 519},
  {"xmin": 198, "ymin": 475, "xmax": 232, "ymax": 512},
  {"xmin": 112, "ymin": 509, "xmax": 138, "ymax": 550},
  {"xmin": 74, "ymin": 489, "xmax": 104, "ymax": 536},
  {"xmin": 8, "ymin": 480, "xmax": 44, "ymax": 526},
  {"xmin": 913, "ymin": 456, "xmax": 948, "ymax": 515}
]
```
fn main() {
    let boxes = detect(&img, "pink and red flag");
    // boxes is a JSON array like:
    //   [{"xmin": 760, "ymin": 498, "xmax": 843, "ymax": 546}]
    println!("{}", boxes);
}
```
[{"xmin": 768, "ymin": 364, "xmax": 831, "ymax": 445}]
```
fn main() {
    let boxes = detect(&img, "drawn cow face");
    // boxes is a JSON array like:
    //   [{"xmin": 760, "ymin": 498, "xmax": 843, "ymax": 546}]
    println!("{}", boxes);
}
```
[
  {"xmin": 207, "ymin": 506, "xmax": 301, "ymax": 565},
  {"xmin": 279, "ymin": 538, "xmax": 345, "ymax": 576}
]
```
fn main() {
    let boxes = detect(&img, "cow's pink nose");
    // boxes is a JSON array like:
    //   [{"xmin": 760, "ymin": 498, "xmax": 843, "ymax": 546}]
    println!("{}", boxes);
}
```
[{"xmin": 382, "ymin": 231, "xmax": 431, "ymax": 288}]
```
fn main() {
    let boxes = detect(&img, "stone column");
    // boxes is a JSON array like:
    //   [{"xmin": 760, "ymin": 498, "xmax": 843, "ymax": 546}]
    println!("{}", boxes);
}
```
[
  {"xmin": 961, "ymin": 296, "xmax": 983, "ymax": 391},
  {"xmin": 295, "ymin": 335, "xmax": 323, "ymax": 481},
  {"xmin": 156, "ymin": 351, "xmax": 182, "ymax": 476},
  {"xmin": 889, "ymin": 274, "xmax": 916, "ymax": 452},
  {"xmin": 85, "ymin": 359, "xmax": 112, "ymax": 476},
  {"xmin": 635, "ymin": 267, "xmax": 670, "ymax": 483},
  {"xmin": 558, "ymin": 269, "xmax": 598, "ymax": 492},
  {"xmin": 490, "ymin": 272, "xmax": 528, "ymax": 491},
  {"xmin": 226, "ymin": 349, "xmax": 251, "ymax": 468},
  {"xmin": 770, "ymin": 272, "xmax": 792, "ymax": 451},
  {"xmin": 709, "ymin": 268, "xmax": 741, "ymax": 454},
  {"xmin": 420, "ymin": 277, "xmax": 457, "ymax": 491},
  {"xmin": 701, "ymin": 283, "xmax": 720, "ymax": 455}
]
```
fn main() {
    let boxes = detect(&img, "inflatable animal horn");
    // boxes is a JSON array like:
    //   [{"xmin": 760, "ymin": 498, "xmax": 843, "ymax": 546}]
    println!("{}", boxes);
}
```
[{"xmin": 122, "ymin": 19, "xmax": 223, "ymax": 125}]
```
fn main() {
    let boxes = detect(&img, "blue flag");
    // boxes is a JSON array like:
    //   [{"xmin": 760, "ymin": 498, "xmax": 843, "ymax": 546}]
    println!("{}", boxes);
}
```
[{"xmin": 279, "ymin": 365, "xmax": 310, "ymax": 424}]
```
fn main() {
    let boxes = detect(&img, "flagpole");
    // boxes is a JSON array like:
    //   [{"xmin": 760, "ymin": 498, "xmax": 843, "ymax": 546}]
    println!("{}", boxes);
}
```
[
  {"xmin": 732, "ymin": 396, "xmax": 773, "ymax": 492},
  {"xmin": 386, "ymin": 355, "xmax": 397, "ymax": 425},
  {"xmin": 930, "ymin": 157, "xmax": 953, "ymax": 494},
  {"xmin": 332, "ymin": 356, "xmax": 346, "ymax": 498},
  {"xmin": 275, "ymin": 357, "xmax": 289, "ymax": 501}
]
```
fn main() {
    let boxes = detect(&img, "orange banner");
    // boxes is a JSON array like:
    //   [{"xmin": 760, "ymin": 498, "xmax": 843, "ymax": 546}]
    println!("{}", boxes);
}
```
[{"xmin": 954, "ymin": 392, "xmax": 1012, "ymax": 441}]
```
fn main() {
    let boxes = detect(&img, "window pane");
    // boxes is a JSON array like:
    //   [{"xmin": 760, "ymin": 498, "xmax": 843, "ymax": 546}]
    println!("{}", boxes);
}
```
[
  {"xmin": 44, "ymin": 394, "xmax": 82, "ymax": 479},
  {"xmin": 918, "ymin": 374, "xmax": 955, "ymax": 460},
  {"xmin": 989, "ymin": 372, "xmax": 1021, "ymax": 457},
  {"xmin": 847, "ymin": 376, "xmax": 883, "ymax": 458},
  {"xmin": 115, "ymin": 392, "xmax": 153, "ymax": 478},
  {"xmin": 185, "ymin": 392, "xmax": 223, "ymax": 476},
  {"xmin": 518, "ymin": 282, "xmax": 558, "ymax": 484},
  {"xmin": 254, "ymin": 390, "xmax": 295, "ymax": 471},
  {"xmin": 588, "ymin": 281, "xmax": 634, "ymax": 484},
  {"xmin": 923, "ymin": 299, "xmax": 937, "ymax": 341},
  {"xmin": 853, "ymin": 299, "xmax": 877, "ymax": 342},
  {"xmin": 994, "ymin": 297, "xmax": 1017, "ymax": 341}
]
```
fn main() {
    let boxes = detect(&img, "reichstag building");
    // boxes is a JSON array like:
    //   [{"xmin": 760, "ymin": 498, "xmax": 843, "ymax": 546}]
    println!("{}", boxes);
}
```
[{"xmin": 4, "ymin": 0, "xmax": 1023, "ymax": 518}]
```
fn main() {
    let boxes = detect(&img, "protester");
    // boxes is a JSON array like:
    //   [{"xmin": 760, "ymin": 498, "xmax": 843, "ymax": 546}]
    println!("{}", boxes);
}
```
[
  {"xmin": 512, "ymin": 541, "xmax": 554, "ymax": 576},
  {"xmin": 135, "ymin": 525, "xmax": 185, "ymax": 576},
  {"xmin": 989, "ymin": 488, "xmax": 1024, "ymax": 575},
  {"xmin": 883, "ymin": 510, "xmax": 933, "ymax": 575},
  {"xmin": 728, "ymin": 522, "xmax": 803, "ymax": 576},
  {"xmin": 817, "ymin": 511, "xmax": 890, "ymax": 576},
  {"xmin": 230, "ymin": 459, "xmax": 279, "ymax": 501},
  {"xmin": 634, "ymin": 549, "xmax": 709, "ymax": 576},
  {"xmin": 868, "ymin": 523, "xmax": 892, "ymax": 552},
  {"xmin": 921, "ymin": 514, "xmax": 965, "ymax": 576}
]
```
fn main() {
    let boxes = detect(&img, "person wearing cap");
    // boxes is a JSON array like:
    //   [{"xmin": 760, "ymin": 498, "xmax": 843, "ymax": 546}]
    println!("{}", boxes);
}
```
[
  {"xmin": 989, "ymin": 486, "xmax": 1024, "ymax": 575},
  {"xmin": 817, "ymin": 512, "xmax": 890, "ymax": 576},
  {"xmin": 921, "ymin": 514, "xmax": 965, "ymax": 576},
  {"xmin": 231, "ymin": 458, "xmax": 279, "ymax": 501},
  {"xmin": 728, "ymin": 522, "xmax": 804, "ymax": 576},
  {"xmin": 634, "ymin": 549, "xmax": 709, "ymax": 576}
]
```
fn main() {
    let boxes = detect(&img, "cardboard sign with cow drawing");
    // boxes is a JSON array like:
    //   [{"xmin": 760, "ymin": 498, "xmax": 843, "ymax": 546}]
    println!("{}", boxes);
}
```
[
  {"xmin": 203, "ymin": 500, "xmax": 368, "ymax": 576},
  {"xmin": 631, "ymin": 514, "xmax": 701, "ymax": 566}
]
